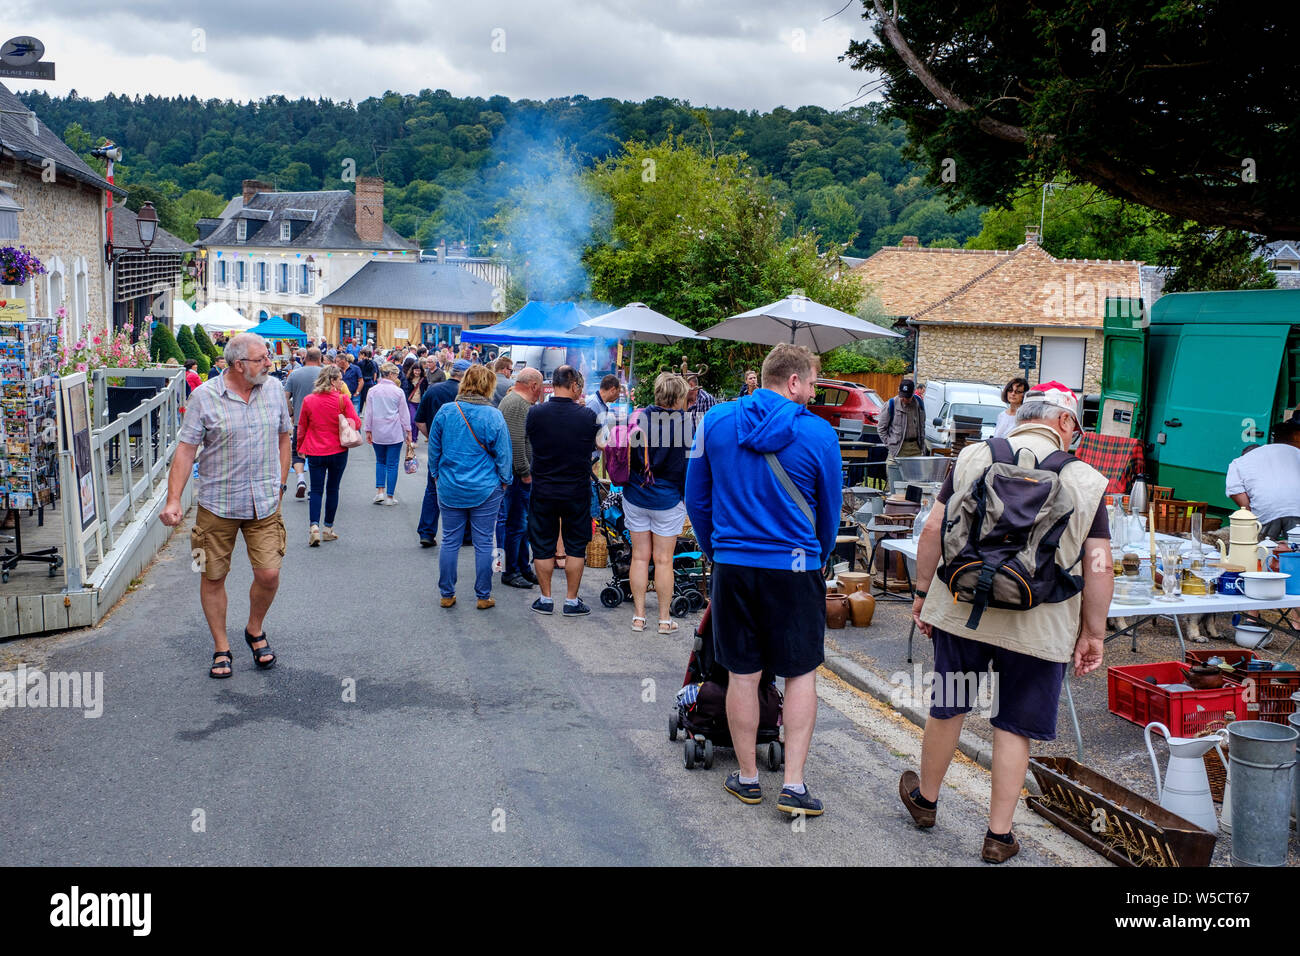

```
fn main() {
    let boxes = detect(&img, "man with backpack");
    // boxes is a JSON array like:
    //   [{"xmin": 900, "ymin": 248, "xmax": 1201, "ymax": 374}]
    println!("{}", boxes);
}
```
[
  {"xmin": 686, "ymin": 343, "xmax": 841, "ymax": 817},
  {"xmin": 901, "ymin": 382, "xmax": 1112, "ymax": 863}
]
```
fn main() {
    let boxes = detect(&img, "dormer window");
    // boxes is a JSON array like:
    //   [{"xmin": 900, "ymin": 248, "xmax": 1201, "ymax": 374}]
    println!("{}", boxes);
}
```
[
  {"xmin": 280, "ymin": 221, "xmax": 292, "ymax": 241},
  {"xmin": 237, "ymin": 219, "xmax": 247, "ymax": 242}
]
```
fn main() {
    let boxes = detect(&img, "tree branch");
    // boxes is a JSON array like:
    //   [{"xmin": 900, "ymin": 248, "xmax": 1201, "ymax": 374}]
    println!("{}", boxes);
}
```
[{"xmin": 869, "ymin": 0, "xmax": 1036, "ymax": 144}]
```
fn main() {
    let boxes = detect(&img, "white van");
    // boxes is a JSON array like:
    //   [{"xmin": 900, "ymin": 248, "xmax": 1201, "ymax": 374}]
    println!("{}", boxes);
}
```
[{"xmin": 921, "ymin": 380, "xmax": 1006, "ymax": 448}]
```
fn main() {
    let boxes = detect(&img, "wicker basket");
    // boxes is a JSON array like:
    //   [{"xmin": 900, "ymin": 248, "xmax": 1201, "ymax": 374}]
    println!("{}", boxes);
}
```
[{"xmin": 586, "ymin": 533, "xmax": 608, "ymax": 569}]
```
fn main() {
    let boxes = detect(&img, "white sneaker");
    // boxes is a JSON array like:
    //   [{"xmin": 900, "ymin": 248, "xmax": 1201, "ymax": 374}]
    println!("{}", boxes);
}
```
[
  {"xmin": 384, "ymin": 495, "xmax": 399, "ymax": 506},
  {"xmin": 373, "ymin": 492, "xmax": 385, "ymax": 504}
]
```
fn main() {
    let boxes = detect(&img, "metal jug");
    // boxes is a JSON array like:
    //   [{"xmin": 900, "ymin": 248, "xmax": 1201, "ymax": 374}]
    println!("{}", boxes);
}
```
[{"xmin": 1145, "ymin": 721, "xmax": 1223, "ymax": 832}]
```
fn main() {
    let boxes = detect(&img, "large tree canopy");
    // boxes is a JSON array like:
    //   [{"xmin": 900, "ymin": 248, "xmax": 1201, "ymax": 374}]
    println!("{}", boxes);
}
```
[{"xmin": 845, "ymin": 2, "xmax": 1300, "ymax": 238}]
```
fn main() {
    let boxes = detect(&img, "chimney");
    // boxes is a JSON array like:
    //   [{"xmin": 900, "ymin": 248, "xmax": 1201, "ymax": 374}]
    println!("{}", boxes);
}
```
[
  {"xmin": 242, "ymin": 179, "xmax": 273, "ymax": 205},
  {"xmin": 899, "ymin": 235, "xmax": 919, "ymax": 249},
  {"xmin": 1025, "ymin": 225, "xmax": 1041, "ymax": 245},
  {"xmin": 355, "ymin": 177, "xmax": 385, "ymax": 243},
  {"xmin": 437, "ymin": 239, "xmax": 446, "ymax": 264}
]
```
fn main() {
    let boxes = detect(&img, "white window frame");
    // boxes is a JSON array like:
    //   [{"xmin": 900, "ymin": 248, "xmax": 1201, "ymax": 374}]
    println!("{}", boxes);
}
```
[
  {"xmin": 237, "ymin": 219, "xmax": 247, "ymax": 242},
  {"xmin": 217, "ymin": 259, "xmax": 228, "ymax": 287},
  {"xmin": 280, "ymin": 221, "xmax": 292, "ymax": 241},
  {"xmin": 235, "ymin": 260, "xmax": 246, "ymax": 290},
  {"xmin": 277, "ymin": 262, "xmax": 289, "ymax": 294},
  {"xmin": 299, "ymin": 263, "xmax": 314, "ymax": 296},
  {"xmin": 255, "ymin": 260, "xmax": 268, "ymax": 292},
  {"xmin": 72, "ymin": 256, "xmax": 89, "ymax": 345}
]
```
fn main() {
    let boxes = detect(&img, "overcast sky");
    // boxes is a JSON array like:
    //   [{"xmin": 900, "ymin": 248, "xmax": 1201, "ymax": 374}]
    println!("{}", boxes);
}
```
[{"xmin": 9, "ymin": 0, "xmax": 879, "ymax": 111}]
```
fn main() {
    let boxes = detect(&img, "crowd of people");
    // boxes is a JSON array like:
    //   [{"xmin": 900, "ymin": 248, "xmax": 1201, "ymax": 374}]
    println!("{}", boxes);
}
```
[{"xmin": 165, "ymin": 330, "xmax": 1120, "ymax": 854}]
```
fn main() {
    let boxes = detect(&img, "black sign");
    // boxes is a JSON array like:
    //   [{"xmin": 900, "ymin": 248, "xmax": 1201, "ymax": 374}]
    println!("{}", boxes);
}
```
[{"xmin": 1018, "ymin": 344, "xmax": 1037, "ymax": 370}]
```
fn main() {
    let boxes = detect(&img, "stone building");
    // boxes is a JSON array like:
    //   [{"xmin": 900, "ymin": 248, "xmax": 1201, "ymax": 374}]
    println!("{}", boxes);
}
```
[
  {"xmin": 195, "ymin": 177, "xmax": 418, "ymax": 342},
  {"xmin": 0, "ymin": 82, "xmax": 121, "ymax": 344},
  {"xmin": 850, "ymin": 233, "xmax": 1142, "ymax": 394}
]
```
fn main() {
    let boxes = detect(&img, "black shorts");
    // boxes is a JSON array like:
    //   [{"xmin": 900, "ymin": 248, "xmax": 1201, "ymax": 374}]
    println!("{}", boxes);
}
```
[
  {"xmin": 528, "ymin": 495, "xmax": 592, "ymax": 560},
  {"xmin": 710, "ymin": 563, "xmax": 825, "ymax": 679},
  {"xmin": 929, "ymin": 627, "xmax": 1067, "ymax": 740},
  {"xmin": 291, "ymin": 426, "xmax": 304, "ymax": 466}
]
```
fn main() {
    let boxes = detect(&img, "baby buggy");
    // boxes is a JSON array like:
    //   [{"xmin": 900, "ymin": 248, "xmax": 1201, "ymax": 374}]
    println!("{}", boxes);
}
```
[
  {"xmin": 592, "ymin": 479, "xmax": 708, "ymax": 617},
  {"xmin": 670, "ymin": 603, "xmax": 784, "ymax": 770}
]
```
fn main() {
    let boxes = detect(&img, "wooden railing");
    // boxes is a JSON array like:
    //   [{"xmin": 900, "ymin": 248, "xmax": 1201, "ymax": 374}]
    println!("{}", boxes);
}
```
[{"xmin": 825, "ymin": 372, "xmax": 904, "ymax": 396}]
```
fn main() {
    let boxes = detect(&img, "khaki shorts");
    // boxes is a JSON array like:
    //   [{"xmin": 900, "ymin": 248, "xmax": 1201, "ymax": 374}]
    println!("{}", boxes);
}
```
[{"xmin": 191, "ymin": 505, "xmax": 286, "ymax": 580}]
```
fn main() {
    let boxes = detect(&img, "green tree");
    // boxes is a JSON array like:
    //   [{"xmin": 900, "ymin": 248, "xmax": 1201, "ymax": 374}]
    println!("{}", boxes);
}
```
[
  {"xmin": 845, "ymin": 1, "xmax": 1299, "ymax": 237},
  {"xmin": 150, "ymin": 322, "xmax": 185, "ymax": 364},
  {"xmin": 585, "ymin": 137, "xmax": 865, "ymax": 390},
  {"xmin": 175, "ymin": 324, "xmax": 209, "ymax": 373},
  {"xmin": 1160, "ymin": 226, "xmax": 1278, "ymax": 293},
  {"xmin": 806, "ymin": 185, "xmax": 860, "ymax": 246},
  {"xmin": 192, "ymin": 323, "xmax": 219, "ymax": 361}
]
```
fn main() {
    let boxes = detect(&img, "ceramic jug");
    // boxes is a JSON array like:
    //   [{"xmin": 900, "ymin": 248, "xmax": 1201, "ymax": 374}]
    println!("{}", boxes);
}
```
[
  {"xmin": 825, "ymin": 593, "xmax": 850, "ymax": 629},
  {"xmin": 1145, "ymin": 721, "xmax": 1224, "ymax": 832},
  {"xmin": 847, "ymin": 587, "xmax": 876, "ymax": 627}
]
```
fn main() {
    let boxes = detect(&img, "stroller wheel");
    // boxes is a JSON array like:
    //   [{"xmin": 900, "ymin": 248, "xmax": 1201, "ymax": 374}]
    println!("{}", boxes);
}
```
[
  {"xmin": 600, "ymin": 585, "xmax": 623, "ymax": 608},
  {"xmin": 668, "ymin": 711, "xmax": 679, "ymax": 742},
  {"xmin": 684, "ymin": 588, "xmax": 705, "ymax": 612},
  {"xmin": 670, "ymin": 595, "xmax": 691, "ymax": 619},
  {"xmin": 683, "ymin": 737, "xmax": 696, "ymax": 769},
  {"xmin": 702, "ymin": 738, "xmax": 715, "ymax": 769},
  {"xmin": 767, "ymin": 741, "xmax": 784, "ymax": 772}
]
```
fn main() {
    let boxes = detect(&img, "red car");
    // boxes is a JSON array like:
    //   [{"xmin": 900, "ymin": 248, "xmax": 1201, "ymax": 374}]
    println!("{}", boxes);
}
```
[{"xmin": 809, "ymin": 379, "xmax": 885, "ymax": 429}]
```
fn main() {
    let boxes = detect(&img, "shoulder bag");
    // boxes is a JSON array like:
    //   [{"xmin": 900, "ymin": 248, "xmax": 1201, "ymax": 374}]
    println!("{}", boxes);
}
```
[
  {"xmin": 454, "ymin": 401, "xmax": 496, "ymax": 459},
  {"xmin": 338, "ymin": 393, "xmax": 363, "ymax": 448}
]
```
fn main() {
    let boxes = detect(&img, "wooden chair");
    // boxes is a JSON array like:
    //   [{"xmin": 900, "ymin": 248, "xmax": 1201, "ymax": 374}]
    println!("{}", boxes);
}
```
[
  {"xmin": 1151, "ymin": 485, "xmax": 1174, "ymax": 500},
  {"xmin": 1151, "ymin": 498, "xmax": 1208, "ymax": 535}
]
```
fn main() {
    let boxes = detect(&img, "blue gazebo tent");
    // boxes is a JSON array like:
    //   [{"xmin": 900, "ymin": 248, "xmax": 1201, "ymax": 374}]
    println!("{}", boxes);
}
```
[
  {"xmin": 460, "ymin": 301, "xmax": 597, "ymax": 347},
  {"xmin": 247, "ymin": 315, "xmax": 308, "ymax": 345}
]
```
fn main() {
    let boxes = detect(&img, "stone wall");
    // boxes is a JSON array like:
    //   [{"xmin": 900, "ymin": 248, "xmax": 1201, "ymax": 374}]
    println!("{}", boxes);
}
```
[
  {"xmin": 917, "ymin": 325, "xmax": 1104, "ymax": 394},
  {"xmin": 2, "ymin": 158, "xmax": 108, "ymax": 337}
]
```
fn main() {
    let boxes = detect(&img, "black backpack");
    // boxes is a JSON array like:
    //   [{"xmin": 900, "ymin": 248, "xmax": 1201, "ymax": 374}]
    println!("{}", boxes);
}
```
[{"xmin": 937, "ymin": 438, "xmax": 1085, "ymax": 629}]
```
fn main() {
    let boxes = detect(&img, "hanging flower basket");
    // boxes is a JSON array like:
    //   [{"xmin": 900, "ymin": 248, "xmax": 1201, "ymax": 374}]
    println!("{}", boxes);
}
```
[{"xmin": 0, "ymin": 245, "xmax": 47, "ymax": 286}]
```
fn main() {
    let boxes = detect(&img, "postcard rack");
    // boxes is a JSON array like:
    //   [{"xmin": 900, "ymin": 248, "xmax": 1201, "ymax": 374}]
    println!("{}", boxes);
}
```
[{"xmin": 0, "ymin": 317, "xmax": 63, "ymax": 582}]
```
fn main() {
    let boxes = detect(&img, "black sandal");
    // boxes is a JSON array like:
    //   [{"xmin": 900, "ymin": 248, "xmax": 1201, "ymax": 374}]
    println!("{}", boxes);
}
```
[
  {"xmin": 209, "ymin": 649, "xmax": 234, "ymax": 679},
  {"xmin": 244, "ymin": 629, "xmax": 276, "ymax": 669}
]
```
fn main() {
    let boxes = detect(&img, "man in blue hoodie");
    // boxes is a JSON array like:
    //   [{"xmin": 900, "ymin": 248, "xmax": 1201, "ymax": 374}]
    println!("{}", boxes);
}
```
[{"xmin": 686, "ymin": 343, "xmax": 841, "ymax": 816}]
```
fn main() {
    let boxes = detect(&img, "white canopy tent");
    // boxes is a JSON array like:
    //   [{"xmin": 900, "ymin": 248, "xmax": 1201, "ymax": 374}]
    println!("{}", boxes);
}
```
[
  {"xmin": 573, "ymin": 302, "xmax": 707, "ymax": 387},
  {"xmin": 171, "ymin": 299, "xmax": 200, "ymax": 327},
  {"xmin": 191, "ymin": 301, "xmax": 254, "ymax": 333}
]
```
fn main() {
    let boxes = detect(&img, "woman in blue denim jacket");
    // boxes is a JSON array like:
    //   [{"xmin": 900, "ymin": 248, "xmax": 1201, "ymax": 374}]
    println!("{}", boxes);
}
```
[{"xmin": 428, "ymin": 365, "xmax": 514, "ymax": 609}]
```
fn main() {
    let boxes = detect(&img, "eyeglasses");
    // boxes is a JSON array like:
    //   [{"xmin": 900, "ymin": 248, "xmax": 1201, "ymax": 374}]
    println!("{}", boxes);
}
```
[{"xmin": 237, "ymin": 355, "xmax": 272, "ymax": 366}]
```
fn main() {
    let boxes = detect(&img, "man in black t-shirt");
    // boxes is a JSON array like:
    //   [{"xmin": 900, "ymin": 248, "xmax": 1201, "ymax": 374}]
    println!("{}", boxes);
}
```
[
  {"xmin": 525, "ymin": 366, "xmax": 605, "ymax": 616},
  {"xmin": 356, "ymin": 347, "xmax": 379, "ymax": 411}
]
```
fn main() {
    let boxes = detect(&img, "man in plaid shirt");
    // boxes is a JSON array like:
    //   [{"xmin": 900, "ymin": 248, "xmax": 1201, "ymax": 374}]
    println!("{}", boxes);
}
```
[
  {"xmin": 162, "ymin": 333, "xmax": 292, "ymax": 679},
  {"xmin": 685, "ymin": 373, "xmax": 718, "ymax": 429}
]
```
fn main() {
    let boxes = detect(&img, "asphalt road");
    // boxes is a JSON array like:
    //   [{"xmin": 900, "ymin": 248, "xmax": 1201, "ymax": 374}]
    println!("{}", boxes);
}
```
[{"xmin": 0, "ymin": 443, "xmax": 1101, "ymax": 867}]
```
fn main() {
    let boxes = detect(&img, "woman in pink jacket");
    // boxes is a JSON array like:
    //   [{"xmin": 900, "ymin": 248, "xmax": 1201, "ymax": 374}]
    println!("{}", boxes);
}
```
[
  {"xmin": 297, "ymin": 365, "xmax": 362, "ymax": 546},
  {"xmin": 363, "ymin": 362, "xmax": 413, "ymax": 505}
]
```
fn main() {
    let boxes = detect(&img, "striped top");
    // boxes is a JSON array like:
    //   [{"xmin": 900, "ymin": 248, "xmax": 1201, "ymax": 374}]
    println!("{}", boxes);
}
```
[{"xmin": 179, "ymin": 372, "xmax": 292, "ymax": 519}]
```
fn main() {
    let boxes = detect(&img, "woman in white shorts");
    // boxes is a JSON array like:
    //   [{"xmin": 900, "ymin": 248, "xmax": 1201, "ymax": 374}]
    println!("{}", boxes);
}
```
[{"xmin": 624, "ymin": 372, "xmax": 691, "ymax": 634}]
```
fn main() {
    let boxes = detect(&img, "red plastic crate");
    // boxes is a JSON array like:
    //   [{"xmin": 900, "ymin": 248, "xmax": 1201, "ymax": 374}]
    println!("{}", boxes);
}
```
[
  {"xmin": 1242, "ymin": 670, "xmax": 1300, "ymax": 725},
  {"xmin": 1108, "ymin": 661, "xmax": 1247, "ymax": 736}
]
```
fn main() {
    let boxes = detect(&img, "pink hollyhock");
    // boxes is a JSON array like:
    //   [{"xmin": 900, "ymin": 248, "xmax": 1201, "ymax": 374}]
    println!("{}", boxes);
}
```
[{"xmin": 76, "ymin": 362, "xmax": 87, "ymax": 372}]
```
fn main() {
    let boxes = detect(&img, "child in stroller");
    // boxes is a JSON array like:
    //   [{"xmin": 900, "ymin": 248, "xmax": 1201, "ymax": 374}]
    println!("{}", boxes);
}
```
[{"xmin": 670, "ymin": 602, "xmax": 784, "ymax": 771}]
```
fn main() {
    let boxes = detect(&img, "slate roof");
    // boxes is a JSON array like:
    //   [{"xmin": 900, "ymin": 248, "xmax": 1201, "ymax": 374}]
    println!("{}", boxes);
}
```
[
  {"xmin": 0, "ymin": 82, "xmax": 125, "ymax": 196},
  {"xmin": 111, "ymin": 203, "xmax": 193, "ymax": 253},
  {"xmin": 318, "ymin": 261, "xmax": 498, "ymax": 314},
  {"xmin": 198, "ymin": 189, "xmax": 416, "ymax": 252}
]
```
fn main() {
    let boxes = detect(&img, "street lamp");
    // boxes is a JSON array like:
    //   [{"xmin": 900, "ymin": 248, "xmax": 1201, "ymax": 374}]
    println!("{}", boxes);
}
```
[{"xmin": 135, "ymin": 201, "xmax": 158, "ymax": 251}]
